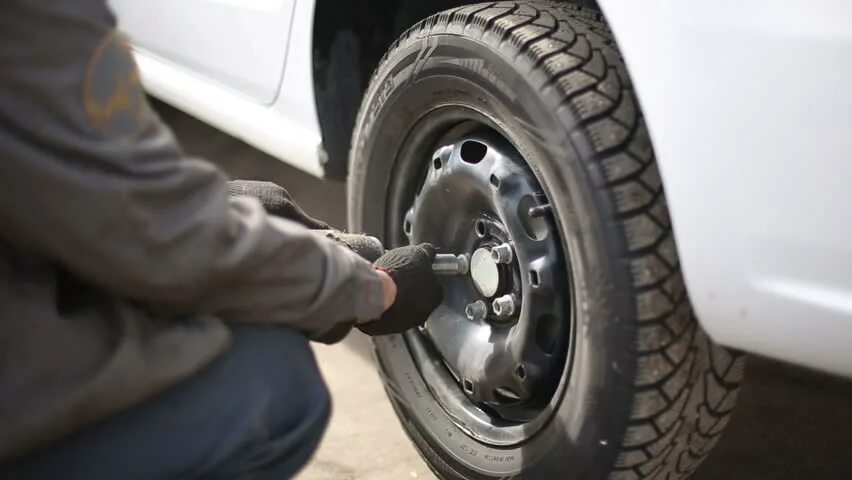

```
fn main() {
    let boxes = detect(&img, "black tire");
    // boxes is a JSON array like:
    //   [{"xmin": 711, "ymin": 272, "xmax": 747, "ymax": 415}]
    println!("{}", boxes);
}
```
[{"xmin": 348, "ymin": 2, "xmax": 745, "ymax": 479}]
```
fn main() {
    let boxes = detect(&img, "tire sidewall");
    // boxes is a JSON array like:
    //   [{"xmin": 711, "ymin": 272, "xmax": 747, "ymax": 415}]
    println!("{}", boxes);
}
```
[{"xmin": 349, "ymin": 32, "xmax": 637, "ymax": 478}]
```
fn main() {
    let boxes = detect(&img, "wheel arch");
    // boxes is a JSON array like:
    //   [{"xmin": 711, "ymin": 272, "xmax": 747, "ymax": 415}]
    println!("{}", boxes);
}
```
[{"xmin": 311, "ymin": 0, "xmax": 599, "ymax": 180}]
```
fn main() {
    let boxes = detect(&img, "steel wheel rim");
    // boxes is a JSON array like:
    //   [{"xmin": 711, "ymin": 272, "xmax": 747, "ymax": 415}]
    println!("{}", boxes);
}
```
[{"xmin": 386, "ymin": 105, "xmax": 575, "ymax": 446}]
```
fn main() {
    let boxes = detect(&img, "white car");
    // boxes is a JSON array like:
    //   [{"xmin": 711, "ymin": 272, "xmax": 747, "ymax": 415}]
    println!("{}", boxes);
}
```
[{"xmin": 110, "ymin": 1, "xmax": 852, "ymax": 478}]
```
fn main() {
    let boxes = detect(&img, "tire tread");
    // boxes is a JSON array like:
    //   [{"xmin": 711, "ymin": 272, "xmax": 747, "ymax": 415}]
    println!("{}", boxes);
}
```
[{"xmin": 357, "ymin": 2, "xmax": 745, "ymax": 479}]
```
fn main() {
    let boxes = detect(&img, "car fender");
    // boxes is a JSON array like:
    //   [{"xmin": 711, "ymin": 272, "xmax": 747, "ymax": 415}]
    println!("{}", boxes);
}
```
[{"xmin": 598, "ymin": 0, "xmax": 852, "ymax": 376}]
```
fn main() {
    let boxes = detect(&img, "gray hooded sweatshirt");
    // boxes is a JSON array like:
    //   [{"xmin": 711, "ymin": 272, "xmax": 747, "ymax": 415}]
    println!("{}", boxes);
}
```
[{"xmin": 0, "ymin": 0, "xmax": 385, "ymax": 461}]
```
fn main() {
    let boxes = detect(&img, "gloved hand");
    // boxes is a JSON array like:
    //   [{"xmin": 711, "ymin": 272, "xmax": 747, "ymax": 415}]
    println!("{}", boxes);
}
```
[
  {"xmin": 318, "ymin": 231, "xmax": 385, "ymax": 262},
  {"xmin": 227, "ymin": 180, "xmax": 330, "ymax": 229},
  {"xmin": 313, "ymin": 322, "xmax": 356, "ymax": 345},
  {"xmin": 358, "ymin": 244, "xmax": 443, "ymax": 336},
  {"xmin": 228, "ymin": 181, "xmax": 387, "ymax": 262}
]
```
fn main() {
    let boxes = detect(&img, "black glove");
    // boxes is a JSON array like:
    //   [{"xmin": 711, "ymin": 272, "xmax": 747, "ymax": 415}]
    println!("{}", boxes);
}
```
[
  {"xmin": 313, "ymin": 322, "xmax": 354, "ymax": 345},
  {"xmin": 227, "ymin": 180, "xmax": 330, "ymax": 229},
  {"xmin": 358, "ymin": 244, "xmax": 443, "ymax": 336},
  {"xmin": 320, "ymin": 231, "xmax": 385, "ymax": 262}
]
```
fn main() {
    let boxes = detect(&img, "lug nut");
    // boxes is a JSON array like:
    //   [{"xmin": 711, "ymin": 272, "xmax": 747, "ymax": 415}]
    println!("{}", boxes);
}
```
[
  {"xmin": 491, "ymin": 243, "xmax": 514, "ymax": 264},
  {"xmin": 492, "ymin": 295, "xmax": 516, "ymax": 317},
  {"xmin": 465, "ymin": 300, "xmax": 488, "ymax": 322}
]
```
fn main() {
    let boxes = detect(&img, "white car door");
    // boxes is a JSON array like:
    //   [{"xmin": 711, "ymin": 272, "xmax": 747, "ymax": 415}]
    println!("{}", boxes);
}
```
[{"xmin": 109, "ymin": 0, "xmax": 295, "ymax": 105}]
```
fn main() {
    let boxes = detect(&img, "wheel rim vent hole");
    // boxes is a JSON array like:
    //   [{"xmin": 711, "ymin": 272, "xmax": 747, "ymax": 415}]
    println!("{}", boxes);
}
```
[
  {"xmin": 460, "ymin": 140, "xmax": 487, "ymax": 164},
  {"xmin": 529, "ymin": 270, "xmax": 540, "ymax": 288},
  {"xmin": 490, "ymin": 174, "xmax": 501, "ymax": 188},
  {"xmin": 433, "ymin": 157, "xmax": 442, "ymax": 170},
  {"xmin": 518, "ymin": 195, "xmax": 548, "ymax": 241},
  {"xmin": 404, "ymin": 220, "xmax": 412, "ymax": 236},
  {"xmin": 515, "ymin": 364, "xmax": 527, "ymax": 380},
  {"xmin": 494, "ymin": 387, "xmax": 522, "ymax": 405},
  {"xmin": 462, "ymin": 379, "xmax": 475, "ymax": 395}
]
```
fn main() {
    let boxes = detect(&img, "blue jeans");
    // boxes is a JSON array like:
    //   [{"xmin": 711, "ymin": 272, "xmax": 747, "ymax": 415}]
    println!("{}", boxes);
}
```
[{"xmin": 3, "ymin": 325, "xmax": 331, "ymax": 479}]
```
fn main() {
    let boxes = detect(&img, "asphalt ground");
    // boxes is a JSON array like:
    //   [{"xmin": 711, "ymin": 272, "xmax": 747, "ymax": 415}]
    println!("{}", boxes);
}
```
[{"xmin": 160, "ymin": 101, "xmax": 852, "ymax": 480}]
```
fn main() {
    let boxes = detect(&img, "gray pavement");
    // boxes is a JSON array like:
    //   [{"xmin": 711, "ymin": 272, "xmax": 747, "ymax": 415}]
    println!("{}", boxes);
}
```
[{"xmin": 162, "ymin": 101, "xmax": 852, "ymax": 479}]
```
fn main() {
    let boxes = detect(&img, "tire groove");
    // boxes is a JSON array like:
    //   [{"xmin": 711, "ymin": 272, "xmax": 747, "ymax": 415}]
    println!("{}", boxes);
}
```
[{"xmin": 357, "ymin": 3, "xmax": 746, "ymax": 479}]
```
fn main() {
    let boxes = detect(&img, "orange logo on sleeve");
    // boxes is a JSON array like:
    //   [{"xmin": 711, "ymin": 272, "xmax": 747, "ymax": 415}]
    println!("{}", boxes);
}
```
[{"xmin": 83, "ymin": 30, "xmax": 150, "ymax": 138}]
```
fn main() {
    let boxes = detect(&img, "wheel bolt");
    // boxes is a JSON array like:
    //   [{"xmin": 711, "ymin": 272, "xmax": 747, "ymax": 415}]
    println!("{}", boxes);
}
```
[
  {"xmin": 465, "ymin": 300, "xmax": 488, "ymax": 322},
  {"xmin": 492, "ymin": 295, "xmax": 516, "ymax": 317},
  {"xmin": 433, "ymin": 254, "xmax": 469, "ymax": 276},
  {"xmin": 491, "ymin": 243, "xmax": 513, "ymax": 264}
]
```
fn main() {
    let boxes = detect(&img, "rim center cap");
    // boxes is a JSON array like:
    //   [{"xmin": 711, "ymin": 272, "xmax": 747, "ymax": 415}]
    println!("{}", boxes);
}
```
[{"xmin": 470, "ymin": 247, "xmax": 501, "ymax": 297}]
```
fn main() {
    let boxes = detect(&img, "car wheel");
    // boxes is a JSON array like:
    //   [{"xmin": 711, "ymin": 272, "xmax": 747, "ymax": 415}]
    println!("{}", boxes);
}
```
[{"xmin": 348, "ymin": 2, "xmax": 745, "ymax": 478}]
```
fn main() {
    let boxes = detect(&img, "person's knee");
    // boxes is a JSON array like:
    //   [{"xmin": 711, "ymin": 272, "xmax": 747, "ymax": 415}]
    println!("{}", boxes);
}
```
[
  {"xmin": 0, "ymin": 325, "xmax": 331, "ymax": 480},
  {"xmin": 230, "ymin": 325, "xmax": 331, "ymax": 429},
  {"xmin": 213, "ymin": 325, "xmax": 331, "ymax": 477}
]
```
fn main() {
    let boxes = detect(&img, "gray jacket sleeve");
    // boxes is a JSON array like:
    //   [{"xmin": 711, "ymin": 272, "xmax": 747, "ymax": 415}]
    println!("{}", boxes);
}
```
[{"xmin": 0, "ymin": 0, "xmax": 385, "ymax": 338}]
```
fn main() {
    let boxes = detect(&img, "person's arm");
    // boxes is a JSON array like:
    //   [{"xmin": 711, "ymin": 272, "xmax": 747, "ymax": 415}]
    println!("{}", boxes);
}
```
[{"xmin": 0, "ymin": 0, "xmax": 385, "ymax": 338}]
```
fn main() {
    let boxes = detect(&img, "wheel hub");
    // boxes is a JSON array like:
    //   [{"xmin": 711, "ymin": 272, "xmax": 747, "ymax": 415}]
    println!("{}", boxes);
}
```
[
  {"xmin": 470, "ymin": 247, "xmax": 501, "ymax": 297},
  {"xmin": 404, "ymin": 133, "xmax": 568, "ymax": 423}
]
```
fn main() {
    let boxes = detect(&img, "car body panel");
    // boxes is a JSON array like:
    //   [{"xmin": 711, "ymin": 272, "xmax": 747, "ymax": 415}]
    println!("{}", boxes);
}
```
[
  {"xmin": 110, "ymin": 0, "xmax": 325, "ymax": 176},
  {"xmin": 598, "ymin": 0, "xmax": 852, "ymax": 375},
  {"xmin": 110, "ymin": 0, "xmax": 296, "ymax": 105},
  {"xmin": 113, "ymin": 0, "xmax": 852, "ymax": 376}
]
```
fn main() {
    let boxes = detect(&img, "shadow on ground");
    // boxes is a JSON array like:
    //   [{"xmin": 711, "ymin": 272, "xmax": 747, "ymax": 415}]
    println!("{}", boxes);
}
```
[{"xmin": 161, "ymin": 100, "xmax": 852, "ymax": 479}]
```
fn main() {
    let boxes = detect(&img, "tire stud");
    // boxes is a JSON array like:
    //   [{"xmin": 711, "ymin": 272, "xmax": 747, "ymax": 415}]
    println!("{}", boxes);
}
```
[
  {"xmin": 465, "ymin": 300, "xmax": 488, "ymax": 322},
  {"xmin": 491, "ymin": 243, "xmax": 513, "ymax": 264},
  {"xmin": 492, "ymin": 295, "xmax": 516, "ymax": 317}
]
